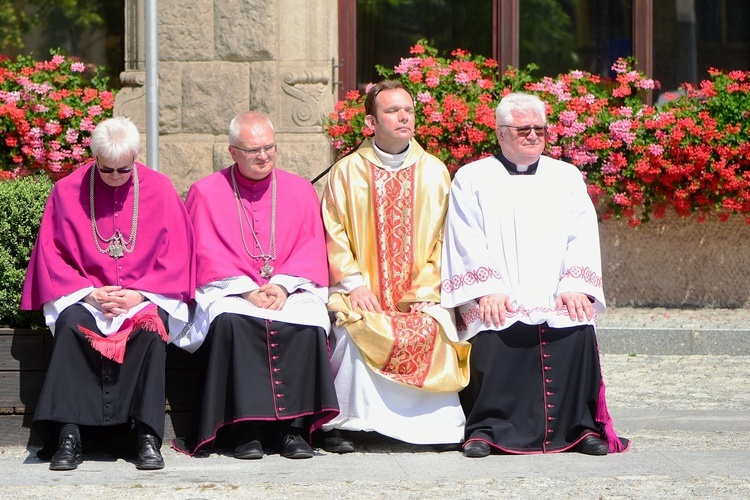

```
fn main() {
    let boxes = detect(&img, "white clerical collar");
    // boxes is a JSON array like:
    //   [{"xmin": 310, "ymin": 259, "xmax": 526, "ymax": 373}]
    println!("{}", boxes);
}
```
[
  {"xmin": 372, "ymin": 140, "xmax": 411, "ymax": 171},
  {"xmin": 516, "ymin": 164, "xmax": 530, "ymax": 173}
]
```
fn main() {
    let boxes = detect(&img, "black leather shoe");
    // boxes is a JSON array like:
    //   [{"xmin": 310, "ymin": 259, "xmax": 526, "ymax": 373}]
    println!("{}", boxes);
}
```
[
  {"xmin": 322, "ymin": 430, "xmax": 354, "ymax": 454},
  {"xmin": 235, "ymin": 439, "xmax": 264, "ymax": 459},
  {"xmin": 49, "ymin": 434, "xmax": 83, "ymax": 471},
  {"xmin": 463, "ymin": 440, "xmax": 491, "ymax": 458},
  {"xmin": 577, "ymin": 435, "xmax": 609, "ymax": 456},
  {"xmin": 279, "ymin": 432, "xmax": 314, "ymax": 459},
  {"xmin": 135, "ymin": 434, "xmax": 165, "ymax": 470},
  {"xmin": 433, "ymin": 442, "xmax": 462, "ymax": 452}
]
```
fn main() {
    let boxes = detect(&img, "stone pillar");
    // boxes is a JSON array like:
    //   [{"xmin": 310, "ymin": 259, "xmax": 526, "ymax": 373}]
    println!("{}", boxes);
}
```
[{"xmin": 113, "ymin": 0, "xmax": 338, "ymax": 196}]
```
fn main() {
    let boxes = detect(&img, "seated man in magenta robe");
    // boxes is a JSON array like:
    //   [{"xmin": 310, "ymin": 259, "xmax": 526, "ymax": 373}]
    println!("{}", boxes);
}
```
[
  {"xmin": 172, "ymin": 111, "xmax": 338, "ymax": 460},
  {"xmin": 22, "ymin": 116, "xmax": 195, "ymax": 471}
]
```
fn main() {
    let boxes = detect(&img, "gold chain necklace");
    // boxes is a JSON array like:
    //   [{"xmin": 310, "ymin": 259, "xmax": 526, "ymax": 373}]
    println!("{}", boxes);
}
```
[
  {"xmin": 90, "ymin": 165, "xmax": 139, "ymax": 259},
  {"xmin": 231, "ymin": 165, "xmax": 277, "ymax": 278}
]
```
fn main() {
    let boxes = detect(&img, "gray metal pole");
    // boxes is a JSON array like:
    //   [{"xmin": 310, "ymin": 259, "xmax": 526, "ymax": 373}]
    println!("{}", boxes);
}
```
[{"xmin": 145, "ymin": 0, "xmax": 159, "ymax": 170}]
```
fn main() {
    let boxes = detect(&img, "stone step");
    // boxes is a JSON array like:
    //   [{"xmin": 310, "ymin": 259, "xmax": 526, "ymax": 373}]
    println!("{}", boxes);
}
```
[{"xmin": 597, "ymin": 307, "xmax": 749, "ymax": 355}]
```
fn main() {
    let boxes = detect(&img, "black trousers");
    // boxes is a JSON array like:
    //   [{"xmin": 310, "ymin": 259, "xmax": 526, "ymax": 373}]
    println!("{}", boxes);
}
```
[
  {"xmin": 460, "ymin": 322, "xmax": 603, "ymax": 453},
  {"xmin": 33, "ymin": 304, "xmax": 168, "ymax": 459},
  {"xmin": 175, "ymin": 313, "xmax": 339, "ymax": 455}
]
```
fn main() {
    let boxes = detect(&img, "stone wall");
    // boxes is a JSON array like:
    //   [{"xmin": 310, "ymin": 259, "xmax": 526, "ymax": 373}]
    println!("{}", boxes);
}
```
[
  {"xmin": 600, "ymin": 213, "xmax": 750, "ymax": 308},
  {"xmin": 114, "ymin": 0, "xmax": 339, "ymax": 197}
]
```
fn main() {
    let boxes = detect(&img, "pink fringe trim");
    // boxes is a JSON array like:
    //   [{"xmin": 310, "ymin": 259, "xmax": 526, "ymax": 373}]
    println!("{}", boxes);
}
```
[
  {"xmin": 79, "ymin": 305, "xmax": 168, "ymax": 364},
  {"xmin": 596, "ymin": 377, "xmax": 627, "ymax": 453}
]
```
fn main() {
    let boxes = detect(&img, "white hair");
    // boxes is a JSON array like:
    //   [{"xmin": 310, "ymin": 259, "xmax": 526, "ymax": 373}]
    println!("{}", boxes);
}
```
[
  {"xmin": 89, "ymin": 116, "xmax": 141, "ymax": 162},
  {"xmin": 495, "ymin": 92, "xmax": 547, "ymax": 127}
]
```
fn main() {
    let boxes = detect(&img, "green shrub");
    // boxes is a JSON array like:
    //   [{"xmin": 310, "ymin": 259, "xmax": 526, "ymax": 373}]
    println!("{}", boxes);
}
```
[{"xmin": 0, "ymin": 175, "xmax": 52, "ymax": 328}]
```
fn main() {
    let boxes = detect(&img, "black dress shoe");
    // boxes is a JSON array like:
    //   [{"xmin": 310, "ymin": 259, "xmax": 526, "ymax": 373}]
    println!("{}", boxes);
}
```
[
  {"xmin": 135, "ymin": 434, "xmax": 165, "ymax": 470},
  {"xmin": 432, "ymin": 442, "xmax": 462, "ymax": 452},
  {"xmin": 463, "ymin": 440, "xmax": 491, "ymax": 458},
  {"xmin": 279, "ymin": 432, "xmax": 314, "ymax": 459},
  {"xmin": 49, "ymin": 434, "xmax": 83, "ymax": 471},
  {"xmin": 577, "ymin": 435, "xmax": 609, "ymax": 456},
  {"xmin": 322, "ymin": 430, "xmax": 354, "ymax": 454},
  {"xmin": 235, "ymin": 439, "xmax": 264, "ymax": 459}
]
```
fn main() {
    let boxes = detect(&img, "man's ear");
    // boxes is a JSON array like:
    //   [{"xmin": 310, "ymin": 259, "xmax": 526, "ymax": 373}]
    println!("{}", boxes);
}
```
[{"xmin": 365, "ymin": 114, "xmax": 376, "ymax": 129}]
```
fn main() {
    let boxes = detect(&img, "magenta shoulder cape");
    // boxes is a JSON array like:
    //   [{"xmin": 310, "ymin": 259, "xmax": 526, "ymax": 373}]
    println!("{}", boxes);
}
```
[
  {"xmin": 185, "ymin": 166, "xmax": 328, "ymax": 288},
  {"xmin": 21, "ymin": 162, "xmax": 195, "ymax": 310}
]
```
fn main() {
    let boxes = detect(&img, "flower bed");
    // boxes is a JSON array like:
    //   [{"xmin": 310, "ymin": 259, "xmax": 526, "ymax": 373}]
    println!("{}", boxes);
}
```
[
  {"xmin": 325, "ymin": 41, "xmax": 750, "ymax": 226},
  {"xmin": 0, "ymin": 50, "xmax": 115, "ymax": 180}
]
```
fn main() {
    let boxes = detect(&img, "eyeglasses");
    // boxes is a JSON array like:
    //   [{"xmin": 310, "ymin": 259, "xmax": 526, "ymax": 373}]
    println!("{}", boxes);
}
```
[
  {"xmin": 231, "ymin": 144, "xmax": 277, "ymax": 158},
  {"xmin": 96, "ymin": 157, "xmax": 135, "ymax": 174},
  {"xmin": 502, "ymin": 125, "xmax": 547, "ymax": 138}
]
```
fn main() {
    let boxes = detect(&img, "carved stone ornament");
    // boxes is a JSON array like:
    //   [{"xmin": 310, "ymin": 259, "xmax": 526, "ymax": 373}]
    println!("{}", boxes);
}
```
[{"xmin": 281, "ymin": 70, "xmax": 329, "ymax": 128}]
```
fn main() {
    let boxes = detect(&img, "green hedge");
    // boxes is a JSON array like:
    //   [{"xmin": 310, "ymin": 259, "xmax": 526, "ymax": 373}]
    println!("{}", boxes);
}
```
[{"xmin": 0, "ymin": 176, "xmax": 52, "ymax": 328}]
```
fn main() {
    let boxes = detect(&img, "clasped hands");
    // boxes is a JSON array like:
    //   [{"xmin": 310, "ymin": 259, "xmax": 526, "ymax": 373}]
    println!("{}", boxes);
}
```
[
  {"xmin": 241, "ymin": 283, "xmax": 288, "ymax": 310},
  {"xmin": 349, "ymin": 285, "xmax": 433, "ymax": 313},
  {"xmin": 85, "ymin": 286, "xmax": 144, "ymax": 318},
  {"xmin": 478, "ymin": 291, "xmax": 594, "ymax": 327}
]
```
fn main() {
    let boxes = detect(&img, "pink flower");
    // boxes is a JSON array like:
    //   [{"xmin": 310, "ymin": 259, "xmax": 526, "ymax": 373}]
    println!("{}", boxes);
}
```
[
  {"xmin": 558, "ymin": 110, "xmax": 578, "ymax": 126},
  {"xmin": 477, "ymin": 79, "xmax": 494, "ymax": 90},
  {"xmin": 70, "ymin": 62, "xmax": 86, "ymax": 73},
  {"xmin": 394, "ymin": 57, "xmax": 421, "ymax": 75},
  {"xmin": 609, "ymin": 119, "xmax": 636, "ymax": 146},
  {"xmin": 613, "ymin": 193, "xmax": 631, "ymax": 206},
  {"xmin": 80, "ymin": 116, "xmax": 96, "ymax": 132},
  {"xmin": 455, "ymin": 72, "xmax": 472, "ymax": 84},
  {"xmin": 43, "ymin": 121, "xmax": 63, "ymax": 135},
  {"xmin": 65, "ymin": 128, "xmax": 79, "ymax": 144},
  {"xmin": 638, "ymin": 78, "xmax": 656, "ymax": 90},
  {"xmin": 611, "ymin": 59, "xmax": 628, "ymax": 74},
  {"xmin": 88, "ymin": 105, "xmax": 103, "ymax": 116},
  {"xmin": 426, "ymin": 76, "xmax": 440, "ymax": 88},
  {"xmin": 417, "ymin": 92, "xmax": 433, "ymax": 104},
  {"xmin": 1, "ymin": 90, "xmax": 21, "ymax": 105},
  {"xmin": 428, "ymin": 111, "xmax": 443, "ymax": 123},
  {"xmin": 58, "ymin": 104, "xmax": 74, "ymax": 119},
  {"xmin": 647, "ymin": 144, "xmax": 664, "ymax": 156}
]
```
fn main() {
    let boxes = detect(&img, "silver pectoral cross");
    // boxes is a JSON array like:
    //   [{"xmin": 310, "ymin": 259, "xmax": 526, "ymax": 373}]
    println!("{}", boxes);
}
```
[
  {"xmin": 108, "ymin": 239, "xmax": 124, "ymax": 259},
  {"xmin": 260, "ymin": 259, "xmax": 274, "ymax": 278}
]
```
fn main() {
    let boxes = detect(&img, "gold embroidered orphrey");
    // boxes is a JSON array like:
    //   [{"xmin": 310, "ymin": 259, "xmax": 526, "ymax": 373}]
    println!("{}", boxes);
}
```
[
  {"xmin": 231, "ymin": 165, "xmax": 277, "ymax": 278},
  {"xmin": 90, "ymin": 165, "xmax": 139, "ymax": 259}
]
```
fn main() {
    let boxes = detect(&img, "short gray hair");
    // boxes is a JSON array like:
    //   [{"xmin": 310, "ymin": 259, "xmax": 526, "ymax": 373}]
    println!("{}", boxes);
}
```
[
  {"xmin": 89, "ymin": 116, "xmax": 141, "ymax": 162},
  {"xmin": 495, "ymin": 92, "xmax": 546, "ymax": 127},
  {"xmin": 228, "ymin": 111, "xmax": 275, "ymax": 146}
]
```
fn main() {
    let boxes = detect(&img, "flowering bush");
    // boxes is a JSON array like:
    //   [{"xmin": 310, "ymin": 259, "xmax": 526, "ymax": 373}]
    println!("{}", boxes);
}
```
[
  {"xmin": 652, "ymin": 69, "xmax": 750, "ymax": 224},
  {"xmin": 325, "ymin": 41, "xmax": 750, "ymax": 226},
  {"xmin": 326, "ymin": 41, "xmax": 536, "ymax": 169},
  {"xmin": 0, "ymin": 50, "xmax": 115, "ymax": 180}
]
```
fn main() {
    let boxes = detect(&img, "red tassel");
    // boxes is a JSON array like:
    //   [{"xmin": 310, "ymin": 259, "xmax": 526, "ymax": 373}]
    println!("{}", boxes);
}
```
[
  {"xmin": 78, "ymin": 304, "xmax": 168, "ymax": 364},
  {"xmin": 79, "ymin": 323, "xmax": 132, "ymax": 364},
  {"xmin": 132, "ymin": 306, "xmax": 169, "ymax": 342}
]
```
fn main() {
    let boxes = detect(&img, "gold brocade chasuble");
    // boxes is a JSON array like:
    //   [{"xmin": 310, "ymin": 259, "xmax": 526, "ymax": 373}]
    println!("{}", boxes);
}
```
[{"xmin": 322, "ymin": 138, "xmax": 470, "ymax": 392}]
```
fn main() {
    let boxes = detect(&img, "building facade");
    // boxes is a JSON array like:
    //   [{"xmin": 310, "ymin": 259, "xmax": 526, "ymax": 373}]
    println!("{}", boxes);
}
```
[{"xmin": 114, "ymin": 0, "xmax": 339, "ymax": 196}]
